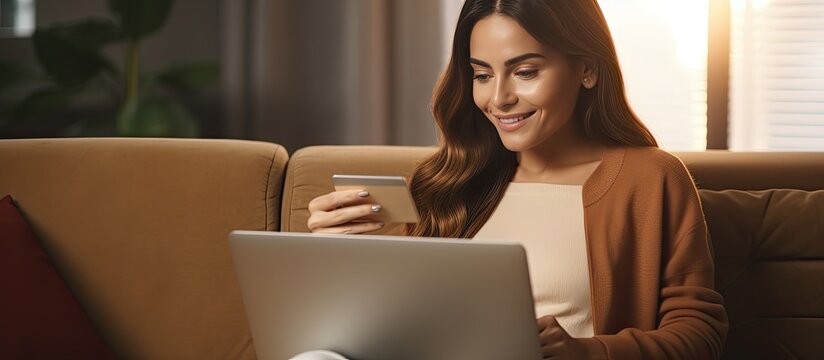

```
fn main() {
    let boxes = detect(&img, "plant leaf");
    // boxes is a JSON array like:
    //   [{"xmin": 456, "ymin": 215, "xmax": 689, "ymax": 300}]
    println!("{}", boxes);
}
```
[
  {"xmin": 108, "ymin": 0, "xmax": 175, "ymax": 40},
  {"xmin": 13, "ymin": 85, "xmax": 80, "ymax": 120},
  {"xmin": 116, "ymin": 95, "xmax": 198, "ymax": 137},
  {"xmin": 32, "ymin": 20, "xmax": 120, "ymax": 86},
  {"xmin": 51, "ymin": 19, "xmax": 122, "ymax": 47},
  {"xmin": 156, "ymin": 61, "xmax": 219, "ymax": 93}
]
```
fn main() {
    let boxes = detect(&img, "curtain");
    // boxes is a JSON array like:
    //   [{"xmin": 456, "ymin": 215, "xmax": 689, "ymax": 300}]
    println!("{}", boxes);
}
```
[{"xmin": 222, "ymin": 0, "xmax": 447, "ymax": 152}]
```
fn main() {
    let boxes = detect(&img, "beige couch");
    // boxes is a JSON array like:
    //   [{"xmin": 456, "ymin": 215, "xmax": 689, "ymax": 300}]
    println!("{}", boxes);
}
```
[{"xmin": 1, "ymin": 138, "xmax": 822, "ymax": 359}]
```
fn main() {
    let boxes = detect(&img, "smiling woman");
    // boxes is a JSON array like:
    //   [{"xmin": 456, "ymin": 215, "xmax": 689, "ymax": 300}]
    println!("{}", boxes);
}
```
[
  {"xmin": 408, "ymin": 0, "xmax": 657, "ymax": 240},
  {"xmin": 306, "ymin": 1, "xmax": 728, "ymax": 359}
]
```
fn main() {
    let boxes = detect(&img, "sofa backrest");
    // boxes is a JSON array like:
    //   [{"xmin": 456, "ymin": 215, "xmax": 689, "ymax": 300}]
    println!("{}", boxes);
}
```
[
  {"xmin": 676, "ymin": 151, "xmax": 824, "ymax": 191},
  {"xmin": 0, "ymin": 138, "xmax": 288, "ymax": 360},
  {"xmin": 680, "ymin": 151, "xmax": 824, "ymax": 359},
  {"xmin": 283, "ymin": 146, "xmax": 824, "ymax": 359}
]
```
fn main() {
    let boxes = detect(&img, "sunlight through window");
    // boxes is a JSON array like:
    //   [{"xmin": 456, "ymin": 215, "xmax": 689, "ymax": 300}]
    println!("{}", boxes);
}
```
[{"xmin": 599, "ymin": 0, "xmax": 709, "ymax": 150}]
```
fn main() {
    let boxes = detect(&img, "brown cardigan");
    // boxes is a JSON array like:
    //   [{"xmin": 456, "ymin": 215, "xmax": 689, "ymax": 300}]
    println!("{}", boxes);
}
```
[{"xmin": 576, "ymin": 146, "xmax": 728, "ymax": 359}]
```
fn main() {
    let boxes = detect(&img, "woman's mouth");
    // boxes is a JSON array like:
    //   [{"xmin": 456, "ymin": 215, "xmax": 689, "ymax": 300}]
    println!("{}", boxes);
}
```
[
  {"xmin": 498, "ymin": 111, "xmax": 535, "ymax": 124},
  {"xmin": 495, "ymin": 111, "xmax": 536, "ymax": 131}
]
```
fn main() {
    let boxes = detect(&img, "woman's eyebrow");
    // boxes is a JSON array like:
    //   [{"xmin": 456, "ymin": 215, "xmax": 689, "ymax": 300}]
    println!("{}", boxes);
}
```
[
  {"xmin": 504, "ymin": 53, "xmax": 545, "ymax": 67},
  {"xmin": 469, "ymin": 53, "xmax": 546, "ymax": 69},
  {"xmin": 469, "ymin": 58, "xmax": 492, "ymax": 68}
]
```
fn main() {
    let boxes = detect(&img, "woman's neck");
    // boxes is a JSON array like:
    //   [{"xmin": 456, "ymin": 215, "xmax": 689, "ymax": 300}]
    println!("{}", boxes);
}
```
[{"xmin": 513, "ymin": 122, "xmax": 604, "ymax": 185}]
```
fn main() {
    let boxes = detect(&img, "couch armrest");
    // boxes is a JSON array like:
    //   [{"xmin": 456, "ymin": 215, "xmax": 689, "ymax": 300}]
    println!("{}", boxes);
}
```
[{"xmin": 0, "ymin": 138, "xmax": 288, "ymax": 360}]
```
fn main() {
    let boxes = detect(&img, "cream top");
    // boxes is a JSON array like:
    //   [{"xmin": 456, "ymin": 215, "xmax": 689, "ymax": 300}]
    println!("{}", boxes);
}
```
[{"xmin": 473, "ymin": 182, "xmax": 594, "ymax": 338}]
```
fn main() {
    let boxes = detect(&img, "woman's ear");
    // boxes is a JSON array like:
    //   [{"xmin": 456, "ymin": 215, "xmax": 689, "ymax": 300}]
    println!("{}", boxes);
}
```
[{"xmin": 580, "ymin": 57, "xmax": 598, "ymax": 89}]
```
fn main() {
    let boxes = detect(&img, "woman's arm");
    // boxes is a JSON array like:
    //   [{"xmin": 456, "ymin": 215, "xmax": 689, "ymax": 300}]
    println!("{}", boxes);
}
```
[
  {"xmin": 588, "ymin": 157, "xmax": 729, "ymax": 359},
  {"xmin": 591, "ymin": 222, "xmax": 728, "ymax": 359}
]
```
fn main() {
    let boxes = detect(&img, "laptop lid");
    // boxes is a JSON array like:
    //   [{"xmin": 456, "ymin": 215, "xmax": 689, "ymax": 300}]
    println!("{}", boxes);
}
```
[{"xmin": 230, "ymin": 230, "xmax": 542, "ymax": 360}]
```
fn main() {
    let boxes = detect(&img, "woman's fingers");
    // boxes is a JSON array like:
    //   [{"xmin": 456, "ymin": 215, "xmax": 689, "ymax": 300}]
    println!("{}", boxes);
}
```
[
  {"xmin": 308, "ymin": 204, "xmax": 382, "ymax": 231},
  {"xmin": 330, "ymin": 204, "xmax": 381, "ymax": 225},
  {"xmin": 541, "ymin": 343, "xmax": 563, "ymax": 358},
  {"xmin": 540, "ymin": 330, "xmax": 564, "ymax": 358},
  {"xmin": 307, "ymin": 190, "xmax": 382, "ymax": 232},
  {"xmin": 537, "ymin": 315, "xmax": 559, "ymax": 331},
  {"xmin": 537, "ymin": 316, "xmax": 564, "ymax": 358},
  {"xmin": 308, "ymin": 189, "xmax": 370, "ymax": 212},
  {"xmin": 312, "ymin": 221, "xmax": 385, "ymax": 234}
]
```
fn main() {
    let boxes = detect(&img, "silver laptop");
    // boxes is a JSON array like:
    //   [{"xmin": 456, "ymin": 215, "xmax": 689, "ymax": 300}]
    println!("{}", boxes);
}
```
[{"xmin": 229, "ymin": 230, "xmax": 542, "ymax": 360}]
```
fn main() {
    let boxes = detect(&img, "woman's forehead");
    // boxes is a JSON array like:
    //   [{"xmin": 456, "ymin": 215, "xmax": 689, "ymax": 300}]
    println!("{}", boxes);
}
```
[{"xmin": 469, "ymin": 14, "xmax": 549, "ymax": 62}]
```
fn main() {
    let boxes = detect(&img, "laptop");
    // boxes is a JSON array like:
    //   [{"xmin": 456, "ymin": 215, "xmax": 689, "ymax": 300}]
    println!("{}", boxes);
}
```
[{"xmin": 229, "ymin": 230, "xmax": 542, "ymax": 360}]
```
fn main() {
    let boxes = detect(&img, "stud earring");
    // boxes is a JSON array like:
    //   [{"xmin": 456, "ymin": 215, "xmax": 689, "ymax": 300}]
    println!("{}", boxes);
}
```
[{"xmin": 583, "ymin": 77, "xmax": 590, "ymax": 84}]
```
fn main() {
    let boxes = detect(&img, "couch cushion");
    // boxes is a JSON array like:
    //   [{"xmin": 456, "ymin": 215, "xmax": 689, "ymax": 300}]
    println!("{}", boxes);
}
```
[
  {"xmin": 0, "ymin": 195, "xmax": 114, "ymax": 359},
  {"xmin": 281, "ymin": 146, "xmax": 434, "ymax": 234},
  {"xmin": 700, "ymin": 189, "xmax": 824, "ymax": 359},
  {"xmin": 0, "ymin": 138, "xmax": 289, "ymax": 360}
]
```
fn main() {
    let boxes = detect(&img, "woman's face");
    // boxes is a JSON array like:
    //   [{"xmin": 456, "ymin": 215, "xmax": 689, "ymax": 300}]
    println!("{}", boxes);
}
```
[{"xmin": 470, "ymin": 14, "xmax": 591, "ymax": 153}]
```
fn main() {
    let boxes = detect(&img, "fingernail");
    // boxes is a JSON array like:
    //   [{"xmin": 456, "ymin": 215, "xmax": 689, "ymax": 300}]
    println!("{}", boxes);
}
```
[
  {"xmin": 371, "ymin": 205, "xmax": 382, "ymax": 213},
  {"xmin": 358, "ymin": 191, "xmax": 370, "ymax": 197},
  {"xmin": 377, "ymin": 222, "xmax": 385, "ymax": 227}
]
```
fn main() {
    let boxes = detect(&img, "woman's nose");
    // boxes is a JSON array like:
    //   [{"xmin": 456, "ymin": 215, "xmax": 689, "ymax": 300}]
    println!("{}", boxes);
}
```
[{"xmin": 492, "ymin": 79, "xmax": 517, "ymax": 109}]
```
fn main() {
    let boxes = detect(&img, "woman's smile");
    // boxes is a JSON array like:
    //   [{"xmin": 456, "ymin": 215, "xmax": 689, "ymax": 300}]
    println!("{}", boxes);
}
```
[{"xmin": 493, "ymin": 110, "xmax": 537, "ymax": 131}]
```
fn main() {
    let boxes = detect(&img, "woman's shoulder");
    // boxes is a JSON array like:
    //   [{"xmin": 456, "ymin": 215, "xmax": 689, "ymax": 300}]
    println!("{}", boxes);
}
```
[
  {"xmin": 620, "ymin": 146, "xmax": 689, "ymax": 173},
  {"xmin": 587, "ymin": 145, "xmax": 698, "ymax": 205},
  {"xmin": 612, "ymin": 145, "xmax": 695, "ymax": 185}
]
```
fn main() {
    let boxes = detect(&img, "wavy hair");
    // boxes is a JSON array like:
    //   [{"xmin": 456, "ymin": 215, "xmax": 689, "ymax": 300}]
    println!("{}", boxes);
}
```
[{"xmin": 407, "ymin": 0, "xmax": 657, "ymax": 238}]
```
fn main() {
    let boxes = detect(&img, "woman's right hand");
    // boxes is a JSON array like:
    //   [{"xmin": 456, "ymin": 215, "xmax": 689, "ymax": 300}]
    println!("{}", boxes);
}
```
[{"xmin": 307, "ymin": 189, "xmax": 385, "ymax": 234}]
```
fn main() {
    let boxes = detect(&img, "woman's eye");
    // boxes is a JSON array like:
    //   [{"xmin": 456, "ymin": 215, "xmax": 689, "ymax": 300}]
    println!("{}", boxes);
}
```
[
  {"xmin": 516, "ymin": 69, "xmax": 538, "ymax": 79},
  {"xmin": 473, "ymin": 74, "xmax": 491, "ymax": 82}
]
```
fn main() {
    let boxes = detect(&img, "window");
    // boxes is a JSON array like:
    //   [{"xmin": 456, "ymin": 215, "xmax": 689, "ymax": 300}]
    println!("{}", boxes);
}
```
[
  {"xmin": 0, "ymin": 0, "xmax": 35, "ymax": 38},
  {"xmin": 729, "ymin": 0, "xmax": 824, "ymax": 150},
  {"xmin": 599, "ymin": 0, "xmax": 709, "ymax": 151}
]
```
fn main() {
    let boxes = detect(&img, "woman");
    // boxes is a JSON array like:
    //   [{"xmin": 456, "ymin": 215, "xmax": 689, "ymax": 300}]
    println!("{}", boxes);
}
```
[{"xmin": 307, "ymin": 0, "xmax": 728, "ymax": 358}]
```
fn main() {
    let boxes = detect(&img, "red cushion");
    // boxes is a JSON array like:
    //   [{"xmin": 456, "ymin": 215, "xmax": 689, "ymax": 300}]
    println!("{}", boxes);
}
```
[{"xmin": 0, "ymin": 195, "xmax": 115, "ymax": 359}]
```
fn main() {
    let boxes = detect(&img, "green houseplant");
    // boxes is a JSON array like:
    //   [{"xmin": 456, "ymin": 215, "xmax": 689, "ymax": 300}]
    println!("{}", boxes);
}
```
[{"xmin": 2, "ymin": 0, "xmax": 218, "ymax": 137}]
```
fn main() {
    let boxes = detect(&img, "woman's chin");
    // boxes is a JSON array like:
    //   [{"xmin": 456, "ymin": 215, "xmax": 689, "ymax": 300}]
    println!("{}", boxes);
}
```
[
  {"xmin": 500, "ymin": 140, "xmax": 530, "ymax": 153},
  {"xmin": 497, "ymin": 133, "xmax": 533, "ymax": 153}
]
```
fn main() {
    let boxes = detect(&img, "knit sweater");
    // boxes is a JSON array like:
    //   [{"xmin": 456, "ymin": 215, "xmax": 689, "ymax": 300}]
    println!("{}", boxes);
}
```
[{"xmin": 570, "ymin": 145, "xmax": 729, "ymax": 359}]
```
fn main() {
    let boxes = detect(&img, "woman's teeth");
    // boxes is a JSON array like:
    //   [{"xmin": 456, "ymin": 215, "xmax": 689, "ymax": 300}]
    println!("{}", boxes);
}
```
[{"xmin": 499, "ymin": 112, "xmax": 534, "ymax": 124}]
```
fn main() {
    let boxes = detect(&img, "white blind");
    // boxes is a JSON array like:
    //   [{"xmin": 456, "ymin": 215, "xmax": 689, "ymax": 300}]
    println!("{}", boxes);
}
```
[
  {"xmin": 0, "ymin": 0, "xmax": 35, "ymax": 37},
  {"xmin": 730, "ymin": 0, "xmax": 824, "ymax": 150},
  {"xmin": 599, "ymin": 0, "xmax": 709, "ymax": 151}
]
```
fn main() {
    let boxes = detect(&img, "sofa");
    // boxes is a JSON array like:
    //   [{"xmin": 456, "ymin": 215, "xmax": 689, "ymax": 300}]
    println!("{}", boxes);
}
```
[{"xmin": 1, "ymin": 138, "xmax": 822, "ymax": 359}]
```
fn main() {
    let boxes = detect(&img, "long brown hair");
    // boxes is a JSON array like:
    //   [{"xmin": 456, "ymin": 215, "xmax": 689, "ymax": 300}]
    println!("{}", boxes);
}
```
[{"xmin": 407, "ymin": 0, "xmax": 657, "ymax": 238}]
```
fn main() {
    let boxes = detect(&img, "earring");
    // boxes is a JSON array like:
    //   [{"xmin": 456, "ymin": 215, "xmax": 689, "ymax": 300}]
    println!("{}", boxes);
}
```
[{"xmin": 583, "ymin": 77, "xmax": 590, "ymax": 84}]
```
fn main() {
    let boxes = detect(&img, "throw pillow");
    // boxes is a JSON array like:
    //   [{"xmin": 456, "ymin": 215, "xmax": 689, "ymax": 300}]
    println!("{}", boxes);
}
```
[{"xmin": 0, "ymin": 195, "xmax": 115, "ymax": 359}]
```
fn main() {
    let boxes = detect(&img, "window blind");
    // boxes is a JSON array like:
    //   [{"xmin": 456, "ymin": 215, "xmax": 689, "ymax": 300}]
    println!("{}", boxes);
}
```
[
  {"xmin": 0, "ymin": 0, "xmax": 35, "ymax": 37},
  {"xmin": 729, "ymin": 0, "xmax": 824, "ymax": 150}
]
